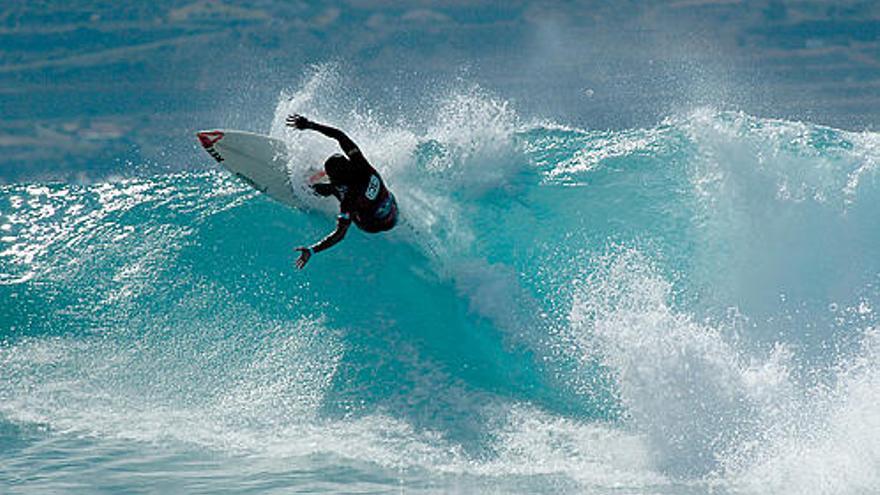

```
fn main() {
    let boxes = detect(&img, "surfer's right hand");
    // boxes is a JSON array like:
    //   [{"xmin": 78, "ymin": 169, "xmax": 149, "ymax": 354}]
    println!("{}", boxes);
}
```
[
  {"xmin": 294, "ymin": 246, "xmax": 312, "ymax": 269},
  {"xmin": 286, "ymin": 114, "xmax": 310, "ymax": 130}
]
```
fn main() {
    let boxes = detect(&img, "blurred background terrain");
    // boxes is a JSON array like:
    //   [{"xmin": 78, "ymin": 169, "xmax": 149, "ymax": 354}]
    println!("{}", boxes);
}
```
[{"xmin": 2, "ymin": 0, "xmax": 879, "ymax": 182}]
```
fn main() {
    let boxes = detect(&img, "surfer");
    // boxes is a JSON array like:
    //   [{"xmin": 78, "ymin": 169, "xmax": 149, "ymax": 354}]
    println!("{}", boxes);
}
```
[{"xmin": 286, "ymin": 114, "xmax": 398, "ymax": 269}]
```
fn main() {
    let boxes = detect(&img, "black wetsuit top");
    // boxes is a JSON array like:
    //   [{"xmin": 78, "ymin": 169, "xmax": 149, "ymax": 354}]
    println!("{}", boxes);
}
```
[{"xmin": 316, "ymin": 148, "xmax": 397, "ymax": 233}]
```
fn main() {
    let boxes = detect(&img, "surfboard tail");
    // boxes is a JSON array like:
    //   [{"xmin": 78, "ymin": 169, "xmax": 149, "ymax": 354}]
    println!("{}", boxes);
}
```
[
  {"xmin": 197, "ymin": 130, "xmax": 225, "ymax": 162},
  {"xmin": 197, "ymin": 130, "xmax": 224, "ymax": 147}
]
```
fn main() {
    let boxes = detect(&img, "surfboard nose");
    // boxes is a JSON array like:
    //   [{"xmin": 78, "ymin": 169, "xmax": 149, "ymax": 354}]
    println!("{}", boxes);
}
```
[{"xmin": 196, "ymin": 130, "xmax": 224, "ymax": 148}]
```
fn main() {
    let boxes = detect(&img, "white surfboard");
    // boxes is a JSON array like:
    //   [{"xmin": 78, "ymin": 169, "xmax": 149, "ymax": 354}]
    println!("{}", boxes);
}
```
[{"xmin": 197, "ymin": 129, "xmax": 326, "ymax": 209}]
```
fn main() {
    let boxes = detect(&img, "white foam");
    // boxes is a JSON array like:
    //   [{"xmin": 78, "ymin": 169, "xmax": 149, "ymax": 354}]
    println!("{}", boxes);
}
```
[
  {"xmin": 564, "ymin": 244, "xmax": 880, "ymax": 493},
  {"xmin": 568, "ymin": 247, "xmax": 793, "ymax": 478},
  {"xmin": 736, "ymin": 329, "xmax": 880, "ymax": 494}
]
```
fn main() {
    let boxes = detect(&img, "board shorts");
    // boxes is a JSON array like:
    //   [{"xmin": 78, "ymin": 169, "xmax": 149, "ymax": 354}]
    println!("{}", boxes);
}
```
[{"xmin": 356, "ymin": 193, "xmax": 398, "ymax": 233}]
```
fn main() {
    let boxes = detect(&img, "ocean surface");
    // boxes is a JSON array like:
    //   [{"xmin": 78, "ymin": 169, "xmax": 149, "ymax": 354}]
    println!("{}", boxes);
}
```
[{"xmin": 2, "ymin": 68, "xmax": 880, "ymax": 493}]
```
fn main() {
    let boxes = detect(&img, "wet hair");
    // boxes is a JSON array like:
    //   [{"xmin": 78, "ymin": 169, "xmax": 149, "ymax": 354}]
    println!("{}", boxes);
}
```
[{"xmin": 324, "ymin": 153, "xmax": 352, "ymax": 183}]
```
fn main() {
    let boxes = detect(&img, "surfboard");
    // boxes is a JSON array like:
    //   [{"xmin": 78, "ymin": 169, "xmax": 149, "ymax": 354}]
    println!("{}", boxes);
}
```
[{"xmin": 197, "ymin": 129, "xmax": 323, "ymax": 209}]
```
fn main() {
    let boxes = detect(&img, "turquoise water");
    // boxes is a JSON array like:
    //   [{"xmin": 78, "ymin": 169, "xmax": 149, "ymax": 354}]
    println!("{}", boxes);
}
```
[{"xmin": 2, "ymin": 78, "xmax": 880, "ymax": 493}]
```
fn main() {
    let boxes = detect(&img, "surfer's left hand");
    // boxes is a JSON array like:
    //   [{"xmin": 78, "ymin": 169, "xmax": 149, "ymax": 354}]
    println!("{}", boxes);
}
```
[
  {"xmin": 294, "ymin": 247, "xmax": 312, "ymax": 269},
  {"xmin": 286, "ymin": 114, "xmax": 310, "ymax": 130}
]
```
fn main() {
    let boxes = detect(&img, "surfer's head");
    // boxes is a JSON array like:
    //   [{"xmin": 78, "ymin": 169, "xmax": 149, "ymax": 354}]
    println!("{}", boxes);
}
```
[{"xmin": 324, "ymin": 153, "xmax": 352, "ymax": 183}]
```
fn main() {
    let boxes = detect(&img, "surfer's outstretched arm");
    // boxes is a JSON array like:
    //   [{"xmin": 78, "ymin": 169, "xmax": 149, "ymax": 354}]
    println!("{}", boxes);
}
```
[
  {"xmin": 286, "ymin": 114, "xmax": 360, "ymax": 157},
  {"xmin": 294, "ymin": 215, "xmax": 351, "ymax": 269}
]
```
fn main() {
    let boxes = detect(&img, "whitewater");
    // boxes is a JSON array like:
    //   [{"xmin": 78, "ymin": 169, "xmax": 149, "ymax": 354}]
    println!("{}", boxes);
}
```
[{"xmin": 2, "ymin": 70, "xmax": 880, "ymax": 494}]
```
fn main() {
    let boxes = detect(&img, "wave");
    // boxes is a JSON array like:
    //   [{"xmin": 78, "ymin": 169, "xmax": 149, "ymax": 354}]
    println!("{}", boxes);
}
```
[{"xmin": 2, "ymin": 70, "xmax": 880, "ymax": 493}]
